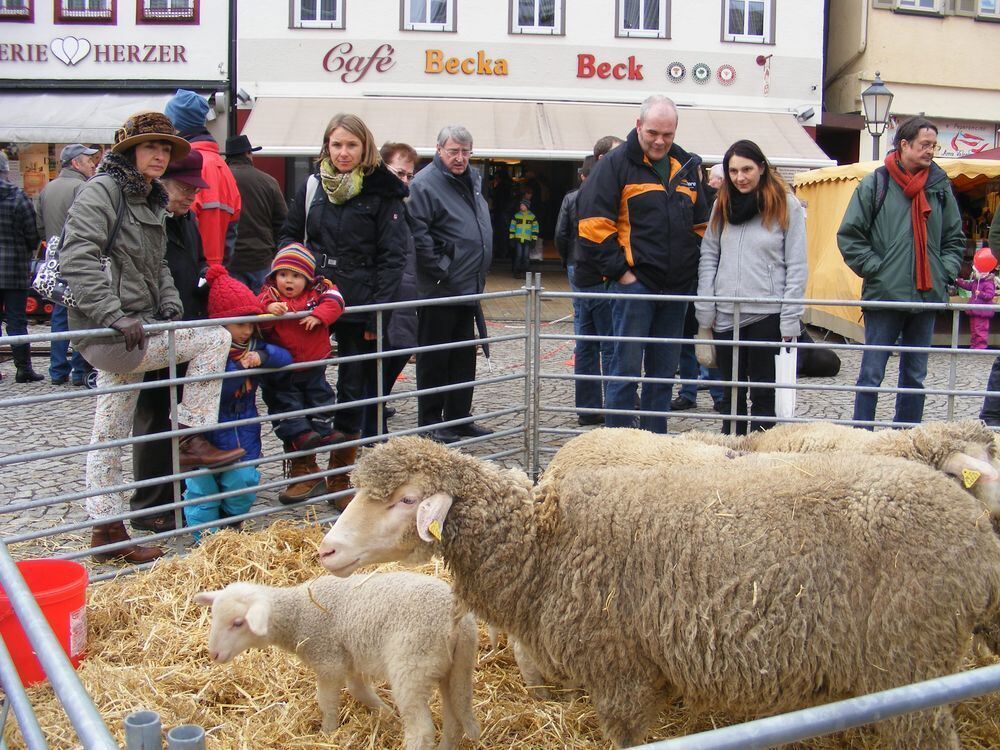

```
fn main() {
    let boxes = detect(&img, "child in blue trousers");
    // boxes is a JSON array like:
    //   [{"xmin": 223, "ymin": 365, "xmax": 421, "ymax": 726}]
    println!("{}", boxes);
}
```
[{"xmin": 184, "ymin": 266, "xmax": 292, "ymax": 540}]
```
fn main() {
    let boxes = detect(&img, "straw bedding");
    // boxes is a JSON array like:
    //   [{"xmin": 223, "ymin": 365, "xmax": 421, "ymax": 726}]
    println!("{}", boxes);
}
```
[{"xmin": 6, "ymin": 521, "xmax": 1000, "ymax": 749}]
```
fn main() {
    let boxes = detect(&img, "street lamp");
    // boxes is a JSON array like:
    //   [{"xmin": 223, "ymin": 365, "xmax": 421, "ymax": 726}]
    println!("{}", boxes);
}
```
[{"xmin": 861, "ymin": 71, "xmax": 894, "ymax": 161}]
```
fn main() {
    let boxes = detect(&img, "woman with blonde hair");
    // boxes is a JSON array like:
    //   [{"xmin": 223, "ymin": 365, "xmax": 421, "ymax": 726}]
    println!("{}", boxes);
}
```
[
  {"xmin": 695, "ymin": 139, "xmax": 807, "ymax": 434},
  {"xmin": 277, "ymin": 113, "xmax": 408, "ymax": 508}
]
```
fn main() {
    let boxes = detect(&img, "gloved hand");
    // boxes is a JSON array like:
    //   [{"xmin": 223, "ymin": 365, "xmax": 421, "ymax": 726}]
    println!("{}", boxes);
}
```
[
  {"xmin": 157, "ymin": 301, "xmax": 183, "ymax": 321},
  {"xmin": 111, "ymin": 316, "xmax": 146, "ymax": 351}
]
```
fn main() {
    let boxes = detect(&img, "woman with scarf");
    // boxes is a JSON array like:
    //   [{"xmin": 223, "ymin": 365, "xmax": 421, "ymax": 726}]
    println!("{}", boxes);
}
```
[
  {"xmin": 60, "ymin": 112, "xmax": 244, "ymax": 563},
  {"xmin": 278, "ymin": 113, "xmax": 407, "ymax": 505},
  {"xmin": 695, "ymin": 139, "xmax": 807, "ymax": 435}
]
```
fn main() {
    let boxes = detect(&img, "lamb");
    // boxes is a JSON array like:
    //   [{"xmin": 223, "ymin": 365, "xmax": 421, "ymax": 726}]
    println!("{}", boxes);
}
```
[
  {"xmin": 318, "ymin": 436, "xmax": 1000, "ymax": 749},
  {"xmin": 193, "ymin": 572, "xmax": 480, "ymax": 750}
]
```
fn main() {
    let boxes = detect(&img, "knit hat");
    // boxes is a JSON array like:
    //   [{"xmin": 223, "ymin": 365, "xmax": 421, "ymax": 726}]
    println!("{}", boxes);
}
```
[
  {"xmin": 112, "ymin": 111, "xmax": 191, "ymax": 163},
  {"xmin": 268, "ymin": 243, "xmax": 317, "ymax": 281},
  {"xmin": 164, "ymin": 89, "xmax": 210, "ymax": 134},
  {"xmin": 205, "ymin": 265, "xmax": 264, "ymax": 319}
]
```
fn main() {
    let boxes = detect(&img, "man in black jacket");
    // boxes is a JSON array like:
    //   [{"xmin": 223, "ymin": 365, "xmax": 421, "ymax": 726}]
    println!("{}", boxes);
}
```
[
  {"xmin": 407, "ymin": 125, "xmax": 493, "ymax": 443},
  {"xmin": 223, "ymin": 134, "xmax": 287, "ymax": 292},
  {"xmin": 577, "ymin": 95, "xmax": 710, "ymax": 433}
]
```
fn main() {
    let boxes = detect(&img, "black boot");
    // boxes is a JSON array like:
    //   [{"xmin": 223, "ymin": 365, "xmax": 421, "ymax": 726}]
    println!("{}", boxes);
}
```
[{"xmin": 12, "ymin": 344, "xmax": 43, "ymax": 383}]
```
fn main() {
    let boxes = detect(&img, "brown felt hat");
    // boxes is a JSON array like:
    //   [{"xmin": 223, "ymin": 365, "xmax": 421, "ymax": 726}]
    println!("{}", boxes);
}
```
[{"xmin": 112, "ymin": 111, "xmax": 191, "ymax": 163}]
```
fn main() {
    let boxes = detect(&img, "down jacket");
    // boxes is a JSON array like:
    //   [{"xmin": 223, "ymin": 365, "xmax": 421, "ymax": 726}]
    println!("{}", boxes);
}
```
[
  {"xmin": 60, "ymin": 153, "xmax": 181, "ymax": 347},
  {"xmin": 955, "ymin": 274, "xmax": 996, "ymax": 318},
  {"xmin": 278, "ymin": 163, "xmax": 408, "ymax": 331}
]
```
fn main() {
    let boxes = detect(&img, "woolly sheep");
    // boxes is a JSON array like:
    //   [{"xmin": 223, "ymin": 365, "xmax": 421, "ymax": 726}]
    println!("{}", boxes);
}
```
[
  {"xmin": 318, "ymin": 436, "xmax": 1000, "ymax": 749},
  {"xmin": 193, "ymin": 572, "xmax": 480, "ymax": 750}
]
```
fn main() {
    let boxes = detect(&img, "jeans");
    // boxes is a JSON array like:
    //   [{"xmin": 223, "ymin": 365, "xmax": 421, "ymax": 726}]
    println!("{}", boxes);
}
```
[
  {"xmin": 568, "ymin": 266, "xmax": 612, "ymax": 413},
  {"xmin": 714, "ymin": 314, "xmax": 781, "ymax": 435},
  {"xmin": 980, "ymin": 356, "xmax": 1000, "ymax": 426},
  {"xmin": 48, "ymin": 304, "xmax": 88, "ymax": 381},
  {"xmin": 604, "ymin": 280, "xmax": 686, "ymax": 433},
  {"xmin": 676, "ymin": 303, "xmax": 723, "ymax": 404},
  {"xmin": 853, "ymin": 308, "xmax": 937, "ymax": 428},
  {"xmin": 262, "ymin": 365, "xmax": 336, "ymax": 443},
  {"xmin": 228, "ymin": 268, "xmax": 270, "ymax": 295}
]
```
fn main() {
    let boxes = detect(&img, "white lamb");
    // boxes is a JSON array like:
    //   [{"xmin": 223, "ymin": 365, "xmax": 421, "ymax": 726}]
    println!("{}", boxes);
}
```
[{"xmin": 193, "ymin": 572, "xmax": 480, "ymax": 750}]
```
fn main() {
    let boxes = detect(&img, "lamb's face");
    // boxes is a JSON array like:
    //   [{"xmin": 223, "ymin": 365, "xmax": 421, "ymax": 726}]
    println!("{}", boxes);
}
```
[
  {"xmin": 318, "ymin": 482, "xmax": 438, "ymax": 576},
  {"xmin": 193, "ymin": 586, "xmax": 270, "ymax": 663}
]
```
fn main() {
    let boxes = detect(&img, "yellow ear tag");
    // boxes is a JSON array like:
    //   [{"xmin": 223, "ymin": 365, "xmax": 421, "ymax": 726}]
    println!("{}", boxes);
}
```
[
  {"xmin": 428, "ymin": 520, "xmax": 443, "ymax": 541},
  {"xmin": 963, "ymin": 468, "xmax": 982, "ymax": 488}
]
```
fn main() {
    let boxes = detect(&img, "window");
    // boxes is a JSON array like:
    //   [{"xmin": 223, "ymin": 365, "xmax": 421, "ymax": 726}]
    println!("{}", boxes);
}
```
[
  {"xmin": 0, "ymin": 0, "xmax": 33, "ymax": 21},
  {"xmin": 617, "ymin": 0, "xmax": 668, "ymax": 38},
  {"xmin": 55, "ymin": 0, "xmax": 116, "ymax": 23},
  {"xmin": 511, "ymin": 0, "xmax": 563, "ymax": 34},
  {"xmin": 897, "ymin": 0, "xmax": 939, "ymax": 8},
  {"xmin": 137, "ymin": 0, "xmax": 198, "ymax": 24},
  {"xmin": 293, "ymin": 0, "xmax": 344, "ymax": 28},
  {"xmin": 723, "ymin": 0, "xmax": 773, "ymax": 43},
  {"xmin": 979, "ymin": 0, "xmax": 1000, "ymax": 16},
  {"xmin": 402, "ymin": 0, "xmax": 454, "ymax": 31}
]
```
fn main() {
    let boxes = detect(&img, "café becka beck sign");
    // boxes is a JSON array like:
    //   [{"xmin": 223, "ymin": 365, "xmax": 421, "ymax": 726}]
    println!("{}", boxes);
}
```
[{"xmin": 0, "ymin": 37, "xmax": 187, "ymax": 66}]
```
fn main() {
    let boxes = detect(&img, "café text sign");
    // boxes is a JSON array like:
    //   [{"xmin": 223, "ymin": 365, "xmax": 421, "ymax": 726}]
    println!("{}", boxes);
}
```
[
  {"xmin": 322, "ymin": 42, "xmax": 396, "ymax": 83},
  {"xmin": 425, "ymin": 49, "xmax": 508, "ymax": 76}
]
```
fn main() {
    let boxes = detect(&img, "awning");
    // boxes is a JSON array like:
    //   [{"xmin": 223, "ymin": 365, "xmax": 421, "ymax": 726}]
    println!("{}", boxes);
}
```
[
  {"xmin": 0, "ymin": 92, "xmax": 172, "ymax": 144},
  {"xmin": 242, "ymin": 96, "xmax": 834, "ymax": 168}
]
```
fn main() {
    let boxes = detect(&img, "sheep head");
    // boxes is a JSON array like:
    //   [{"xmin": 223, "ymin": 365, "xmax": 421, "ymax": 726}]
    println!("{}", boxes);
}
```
[
  {"xmin": 319, "ymin": 436, "xmax": 482, "ymax": 576},
  {"xmin": 193, "ymin": 583, "xmax": 271, "ymax": 663},
  {"xmin": 913, "ymin": 420, "xmax": 1000, "ymax": 515}
]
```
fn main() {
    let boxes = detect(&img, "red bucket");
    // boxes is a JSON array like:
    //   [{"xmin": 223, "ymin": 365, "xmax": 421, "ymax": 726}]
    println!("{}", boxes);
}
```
[{"xmin": 0, "ymin": 559, "xmax": 89, "ymax": 687}]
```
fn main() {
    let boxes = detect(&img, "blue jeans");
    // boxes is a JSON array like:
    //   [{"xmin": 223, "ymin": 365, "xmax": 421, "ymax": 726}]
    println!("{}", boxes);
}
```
[
  {"xmin": 184, "ymin": 464, "xmax": 259, "ymax": 542},
  {"xmin": 0, "ymin": 288, "xmax": 27, "ymax": 338},
  {"xmin": 677, "ymin": 348, "xmax": 725, "ymax": 404},
  {"xmin": 48, "ymin": 304, "xmax": 88, "ymax": 381},
  {"xmin": 853, "ymin": 308, "xmax": 936, "ymax": 428},
  {"xmin": 604, "ymin": 280, "xmax": 686, "ymax": 433},
  {"xmin": 568, "ymin": 266, "xmax": 613, "ymax": 413}
]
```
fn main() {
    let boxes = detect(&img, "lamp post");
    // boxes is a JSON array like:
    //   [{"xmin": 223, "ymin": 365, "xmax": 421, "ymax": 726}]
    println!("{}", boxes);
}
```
[{"xmin": 861, "ymin": 71, "xmax": 894, "ymax": 161}]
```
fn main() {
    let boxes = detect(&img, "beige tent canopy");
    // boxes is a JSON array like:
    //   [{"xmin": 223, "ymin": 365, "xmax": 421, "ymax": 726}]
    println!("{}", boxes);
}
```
[{"xmin": 793, "ymin": 158, "xmax": 1000, "ymax": 342}]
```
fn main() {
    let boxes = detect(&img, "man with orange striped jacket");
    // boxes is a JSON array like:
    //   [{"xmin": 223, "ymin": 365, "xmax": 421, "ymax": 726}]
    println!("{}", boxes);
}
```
[{"xmin": 577, "ymin": 95, "xmax": 710, "ymax": 433}]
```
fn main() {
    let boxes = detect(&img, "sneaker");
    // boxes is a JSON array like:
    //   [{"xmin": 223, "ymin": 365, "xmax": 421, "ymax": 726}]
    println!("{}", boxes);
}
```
[
  {"xmin": 670, "ymin": 396, "xmax": 696, "ymax": 411},
  {"xmin": 578, "ymin": 413, "xmax": 604, "ymax": 426}
]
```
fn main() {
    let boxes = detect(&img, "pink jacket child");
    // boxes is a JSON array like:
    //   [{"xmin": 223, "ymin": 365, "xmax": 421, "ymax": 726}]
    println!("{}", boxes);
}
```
[{"xmin": 955, "ymin": 271, "xmax": 996, "ymax": 349}]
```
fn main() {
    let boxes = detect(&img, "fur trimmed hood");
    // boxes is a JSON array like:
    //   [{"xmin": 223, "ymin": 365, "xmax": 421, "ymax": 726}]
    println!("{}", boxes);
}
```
[{"xmin": 98, "ymin": 151, "xmax": 169, "ymax": 208}]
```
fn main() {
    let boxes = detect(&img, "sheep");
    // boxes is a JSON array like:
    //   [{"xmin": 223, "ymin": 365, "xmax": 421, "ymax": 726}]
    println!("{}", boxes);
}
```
[
  {"xmin": 318, "ymin": 436, "xmax": 1000, "ymax": 749},
  {"xmin": 193, "ymin": 572, "xmax": 480, "ymax": 750}
]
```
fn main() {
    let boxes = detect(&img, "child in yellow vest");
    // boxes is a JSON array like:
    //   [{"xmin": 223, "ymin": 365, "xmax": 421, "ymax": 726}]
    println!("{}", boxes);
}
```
[{"xmin": 508, "ymin": 200, "xmax": 539, "ymax": 277}]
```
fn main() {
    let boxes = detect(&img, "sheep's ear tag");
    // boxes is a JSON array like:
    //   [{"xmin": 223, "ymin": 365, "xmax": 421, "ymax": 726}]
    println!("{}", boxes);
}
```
[
  {"xmin": 417, "ymin": 493, "xmax": 453, "ymax": 543},
  {"xmin": 428, "ymin": 520, "xmax": 442, "ymax": 541},
  {"xmin": 963, "ymin": 468, "xmax": 982, "ymax": 488}
]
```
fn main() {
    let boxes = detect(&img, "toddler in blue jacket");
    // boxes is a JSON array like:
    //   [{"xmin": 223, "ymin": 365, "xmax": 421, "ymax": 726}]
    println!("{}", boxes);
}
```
[{"xmin": 184, "ymin": 266, "xmax": 292, "ymax": 540}]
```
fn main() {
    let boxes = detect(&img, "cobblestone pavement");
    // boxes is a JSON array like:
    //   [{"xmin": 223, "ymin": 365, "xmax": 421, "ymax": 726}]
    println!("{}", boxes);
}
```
[{"xmin": 2, "ymin": 289, "xmax": 996, "ymax": 570}]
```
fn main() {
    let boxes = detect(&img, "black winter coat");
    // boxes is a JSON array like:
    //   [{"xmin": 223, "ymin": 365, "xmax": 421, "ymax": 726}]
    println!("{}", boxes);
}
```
[
  {"xmin": 279, "ymin": 163, "xmax": 408, "ymax": 330},
  {"xmin": 165, "ymin": 211, "xmax": 207, "ymax": 320}
]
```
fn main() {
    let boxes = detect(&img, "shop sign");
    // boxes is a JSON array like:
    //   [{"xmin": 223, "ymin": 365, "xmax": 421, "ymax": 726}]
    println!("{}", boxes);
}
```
[
  {"xmin": 886, "ymin": 117, "xmax": 996, "ymax": 158},
  {"xmin": 576, "ymin": 54, "xmax": 644, "ymax": 81},
  {"xmin": 0, "ymin": 37, "xmax": 187, "ymax": 66},
  {"xmin": 425, "ymin": 49, "xmax": 508, "ymax": 76},
  {"xmin": 322, "ymin": 42, "xmax": 396, "ymax": 83}
]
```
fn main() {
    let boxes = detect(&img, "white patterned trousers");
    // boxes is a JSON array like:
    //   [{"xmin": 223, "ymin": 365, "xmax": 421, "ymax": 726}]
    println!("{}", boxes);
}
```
[{"xmin": 86, "ymin": 326, "xmax": 232, "ymax": 520}]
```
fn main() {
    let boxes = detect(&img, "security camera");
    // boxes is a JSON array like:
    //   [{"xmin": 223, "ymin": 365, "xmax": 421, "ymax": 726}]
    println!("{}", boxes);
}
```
[
  {"xmin": 795, "ymin": 106, "xmax": 815, "ymax": 123},
  {"xmin": 236, "ymin": 88, "xmax": 252, "ymax": 105}
]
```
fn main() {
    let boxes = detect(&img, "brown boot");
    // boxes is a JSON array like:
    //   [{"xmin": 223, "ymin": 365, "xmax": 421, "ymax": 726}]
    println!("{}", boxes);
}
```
[
  {"xmin": 178, "ymin": 432, "xmax": 245, "ymax": 469},
  {"xmin": 278, "ymin": 455, "xmax": 325, "ymax": 505},
  {"xmin": 91, "ymin": 522, "xmax": 164, "ymax": 564},
  {"xmin": 326, "ymin": 436, "xmax": 360, "ymax": 511}
]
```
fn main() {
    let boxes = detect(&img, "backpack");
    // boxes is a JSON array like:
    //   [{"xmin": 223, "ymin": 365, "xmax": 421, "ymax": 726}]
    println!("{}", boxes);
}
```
[{"xmin": 868, "ymin": 165, "xmax": 950, "ymax": 226}]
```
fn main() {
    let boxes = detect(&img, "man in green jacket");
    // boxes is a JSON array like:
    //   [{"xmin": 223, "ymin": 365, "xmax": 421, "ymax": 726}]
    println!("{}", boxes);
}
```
[{"xmin": 838, "ymin": 116, "xmax": 965, "ymax": 428}]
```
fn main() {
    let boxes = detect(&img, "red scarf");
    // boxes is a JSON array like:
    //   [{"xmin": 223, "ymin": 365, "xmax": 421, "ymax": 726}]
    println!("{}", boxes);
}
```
[{"xmin": 883, "ymin": 153, "xmax": 933, "ymax": 291}]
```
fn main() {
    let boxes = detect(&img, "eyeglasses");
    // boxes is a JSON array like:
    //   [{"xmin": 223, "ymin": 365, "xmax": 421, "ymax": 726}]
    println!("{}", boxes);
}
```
[
  {"xmin": 175, "ymin": 183, "xmax": 201, "ymax": 197},
  {"xmin": 389, "ymin": 166, "xmax": 414, "ymax": 181},
  {"xmin": 443, "ymin": 147, "xmax": 473, "ymax": 158}
]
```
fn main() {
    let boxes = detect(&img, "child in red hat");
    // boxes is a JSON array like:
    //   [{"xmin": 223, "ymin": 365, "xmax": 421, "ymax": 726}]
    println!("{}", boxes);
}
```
[
  {"xmin": 257, "ymin": 243, "xmax": 346, "ymax": 504},
  {"xmin": 184, "ymin": 266, "xmax": 292, "ymax": 539}
]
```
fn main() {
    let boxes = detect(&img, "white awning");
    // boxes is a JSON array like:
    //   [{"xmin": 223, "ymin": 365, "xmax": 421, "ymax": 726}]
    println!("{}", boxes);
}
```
[
  {"xmin": 0, "ymin": 92, "xmax": 173, "ymax": 144},
  {"xmin": 242, "ymin": 96, "xmax": 834, "ymax": 168}
]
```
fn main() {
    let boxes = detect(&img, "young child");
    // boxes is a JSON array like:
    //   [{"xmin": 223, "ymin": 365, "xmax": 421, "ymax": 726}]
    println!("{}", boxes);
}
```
[
  {"xmin": 955, "ymin": 260, "xmax": 996, "ymax": 350},
  {"xmin": 183, "ymin": 266, "xmax": 292, "ymax": 541},
  {"xmin": 508, "ymin": 200, "xmax": 539, "ymax": 277},
  {"xmin": 257, "ymin": 243, "xmax": 346, "ymax": 504}
]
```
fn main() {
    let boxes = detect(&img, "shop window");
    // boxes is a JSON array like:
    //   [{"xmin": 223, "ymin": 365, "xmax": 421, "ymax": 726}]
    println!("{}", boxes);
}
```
[
  {"xmin": 617, "ymin": 0, "xmax": 669, "ymax": 38},
  {"xmin": 137, "ymin": 0, "xmax": 198, "ymax": 24},
  {"xmin": 978, "ymin": 0, "xmax": 1000, "ymax": 17},
  {"xmin": 293, "ymin": 0, "xmax": 344, "ymax": 29},
  {"xmin": 511, "ymin": 0, "xmax": 563, "ymax": 35},
  {"xmin": 55, "ymin": 0, "xmax": 116, "ymax": 23},
  {"xmin": 402, "ymin": 0, "xmax": 454, "ymax": 31},
  {"xmin": 722, "ymin": 0, "xmax": 773, "ymax": 43},
  {"xmin": 0, "ymin": 0, "xmax": 33, "ymax": 21}
]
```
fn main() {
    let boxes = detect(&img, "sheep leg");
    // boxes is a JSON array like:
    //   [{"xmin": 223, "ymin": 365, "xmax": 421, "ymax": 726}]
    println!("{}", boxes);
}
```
[
  {"xmin": 315, "ymin": 670, "xmax": 346, "ymax": 732},
  {"xmin": 390, "ymin": 679, "xmax": 437, "ymax": 750},
  {"xmin": 875, "ymin": 708, "xmax": 960, "ymax": 750},
  {"xmin": 437, "ymin": 626, "xmax": 480, "ymax": 749},
  {"xmin": 512, "ymin": 638, "xmax": 555, "ymax": 700},
  {"xmin": 346, "ymin": 672, "xmax": 392, "ymax": 715},
  {"xmin": 588, "ymin": 678, "xmax": 665, "ymax": 749}
]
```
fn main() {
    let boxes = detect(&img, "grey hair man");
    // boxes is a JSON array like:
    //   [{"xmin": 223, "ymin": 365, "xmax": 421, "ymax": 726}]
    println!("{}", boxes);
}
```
[{"xmin": 407, "ymin": 125, "xmax": 493, "ymax": 443}]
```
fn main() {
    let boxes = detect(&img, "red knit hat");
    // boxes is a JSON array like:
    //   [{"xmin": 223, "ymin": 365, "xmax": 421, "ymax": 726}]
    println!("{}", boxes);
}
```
[{"xmin": 205, "ymin": 265, "xmax": 264, "ymax": 319}]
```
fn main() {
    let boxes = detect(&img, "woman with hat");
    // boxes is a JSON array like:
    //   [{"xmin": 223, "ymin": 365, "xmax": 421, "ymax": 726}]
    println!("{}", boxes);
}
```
[{"xmin": 60, "ymin": 111, "xmax": 245, "ymax": 564}]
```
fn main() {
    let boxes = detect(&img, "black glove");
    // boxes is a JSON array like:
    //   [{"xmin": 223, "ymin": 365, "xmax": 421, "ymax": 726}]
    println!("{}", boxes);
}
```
[
  {"xmin": 157, "ymin": 302, "xmax": 183, "ymax": 321},
  {"xmin": 111, "ymin": 316, "xmax": 146, "ymax": 352}
]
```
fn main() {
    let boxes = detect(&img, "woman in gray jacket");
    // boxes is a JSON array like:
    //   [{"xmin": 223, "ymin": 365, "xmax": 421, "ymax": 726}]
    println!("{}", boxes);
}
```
[
  {"xmin": 695, "ymin": 140, "xmax": 807, "ymax": 434},
  {"xmin": 60, "ymin": 112, "xmax": 243, "ymax": 563}
]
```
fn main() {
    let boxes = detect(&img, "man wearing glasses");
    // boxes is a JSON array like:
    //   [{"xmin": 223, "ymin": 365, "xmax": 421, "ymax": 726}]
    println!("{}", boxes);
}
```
[
  {"xmin": 838, "ymin": 116, "xmax": 965, "ymax": 428},
  {"xmin": 406, "ymin": 125, "xmax": 494, "ymax": 443}
]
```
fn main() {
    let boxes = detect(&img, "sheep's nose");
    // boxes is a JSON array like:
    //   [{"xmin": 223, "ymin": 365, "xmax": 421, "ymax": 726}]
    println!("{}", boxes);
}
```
[
  {"xmin": 209, "ymin": 650, "xmax": 220, "ymax": 662},
  {"xmin": 318, "ymin": 547, "xmax": 336, "ymax": 561}
]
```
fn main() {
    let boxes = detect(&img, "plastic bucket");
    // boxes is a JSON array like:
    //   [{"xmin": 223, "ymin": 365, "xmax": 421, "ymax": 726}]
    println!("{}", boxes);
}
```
[{"xmin": 0, "ymin": 559, "xmax": 89, "ymax": 687}]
